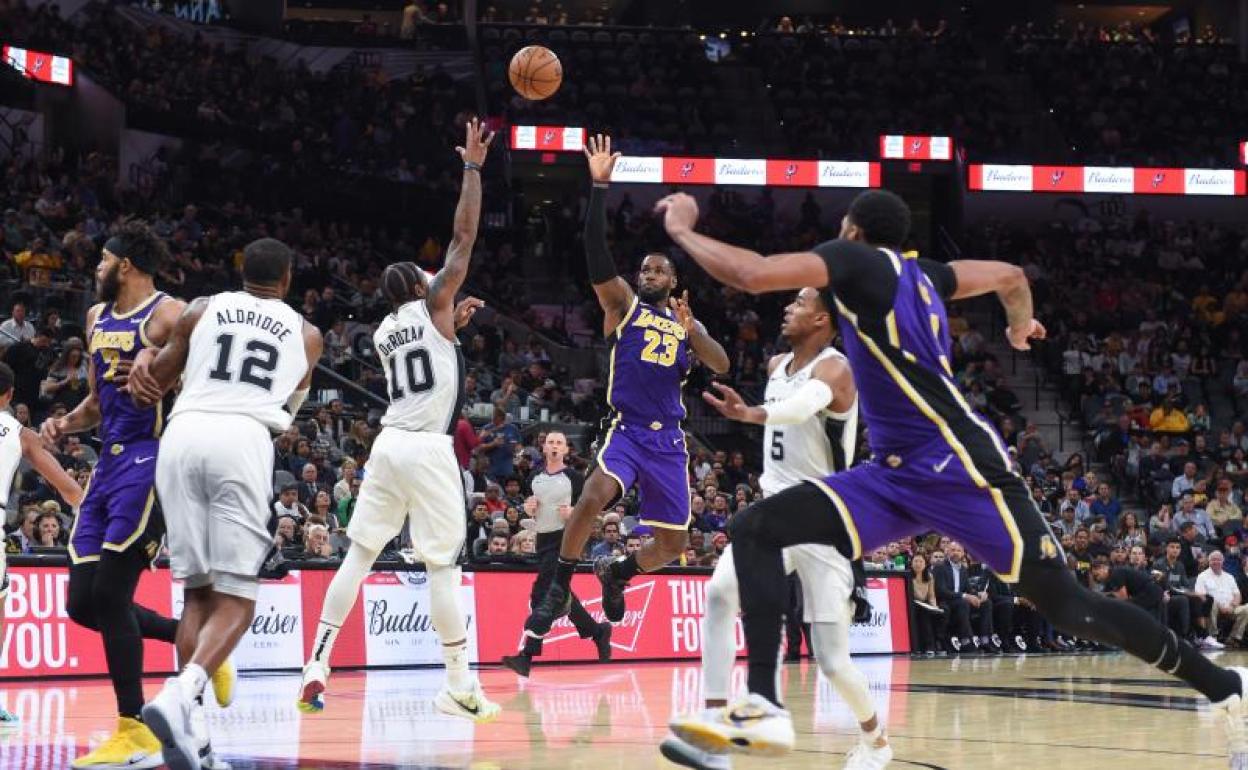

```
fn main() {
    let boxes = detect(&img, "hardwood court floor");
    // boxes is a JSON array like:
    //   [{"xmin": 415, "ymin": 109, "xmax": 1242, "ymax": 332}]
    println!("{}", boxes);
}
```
[{"xmin": 0, "ymin": 652, "xmax": 1236, "ymax": 769}]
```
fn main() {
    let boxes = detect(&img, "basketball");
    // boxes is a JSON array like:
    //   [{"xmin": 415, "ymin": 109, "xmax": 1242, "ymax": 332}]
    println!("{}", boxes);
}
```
[{"xmin": 508, "ymin": 45, "xmax": 562, "ymax": 101}]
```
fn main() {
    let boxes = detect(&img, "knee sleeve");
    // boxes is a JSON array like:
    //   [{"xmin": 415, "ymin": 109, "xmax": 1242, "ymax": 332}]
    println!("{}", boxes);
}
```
[
  {"xmin": 812, "ymin": 622, "xmax": 875, "ymax": 723},
  {"xmin": 702, "ymin": 551, "xmax": 740, "ymax": 702},
  {"xmin": 427, "ymin": 565, "xmax": 467, "ymax": 643},
  {"xmin": 67, "ymin": 565, "xmax": 99, "ymax": 630}
]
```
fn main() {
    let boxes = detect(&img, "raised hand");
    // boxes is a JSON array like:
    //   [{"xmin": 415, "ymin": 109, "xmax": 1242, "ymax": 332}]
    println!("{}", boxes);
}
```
[
  {"xmin": 584, "ymin": 133, "xmax": 621, "ymax": 183},
  {"xmin": 456, "ymin": 117, "xmax": 495, "ymax": 167},
  {"xmin": 701, "ymin": 382, "xmax": 749, "ymax": 421},
  {"xmin": 670, "ymin": 290, "xmax": 696, "ymax": 332}
]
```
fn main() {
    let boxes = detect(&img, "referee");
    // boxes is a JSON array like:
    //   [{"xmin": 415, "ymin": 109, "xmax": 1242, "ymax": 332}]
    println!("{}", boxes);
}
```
[{"xmin": 503, "ymin": 432, "xmax": 611, "ymax": 677}]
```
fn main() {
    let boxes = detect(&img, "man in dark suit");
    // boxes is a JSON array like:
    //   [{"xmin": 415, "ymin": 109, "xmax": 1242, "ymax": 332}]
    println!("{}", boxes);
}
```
[
  {"xmin": 933, "ymin": 541, "xmax": 994, "ymax": 653},
  {"xmin": 298, "ymin": 463, "xmax": 331, "ymax": 508}
]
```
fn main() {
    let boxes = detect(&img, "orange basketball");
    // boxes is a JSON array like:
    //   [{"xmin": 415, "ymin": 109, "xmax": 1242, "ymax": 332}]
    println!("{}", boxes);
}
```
[{"xmin": 508, "ymin": 45, "xmax": 563, "ymax": 101}]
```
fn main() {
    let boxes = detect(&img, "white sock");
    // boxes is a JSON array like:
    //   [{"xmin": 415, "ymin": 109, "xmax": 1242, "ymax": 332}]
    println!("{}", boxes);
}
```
[
  {"xmin": 178, "ymin": 663, "xmax": 209, "ymax": 701},
  {"xmin": 443, "ymin": 641, "xmax": 473, "ymax": 692},
  {"xmin": 310, "ymin": 542, "xmax": 379, "ymax": 666},
  {"xmin": 701, "ymin": 548, "xmax": 739, "ymax": 705}
]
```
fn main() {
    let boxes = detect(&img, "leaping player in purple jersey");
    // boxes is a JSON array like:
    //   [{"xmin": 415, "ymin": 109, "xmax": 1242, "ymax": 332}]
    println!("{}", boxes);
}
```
[
  {"xmin": 655, "ymin": 188, "xmax": 1248, "ymax": 768},
  {"xmin": 522, "ymin": 134, "xmax": 730, "ymax": 642},
  {"xmin": 41, "ymin": 222, "xmax": 233, "ymax": 770}
]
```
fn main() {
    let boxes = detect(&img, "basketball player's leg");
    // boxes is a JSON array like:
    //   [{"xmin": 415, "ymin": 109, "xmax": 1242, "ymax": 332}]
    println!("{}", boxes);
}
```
[
  {"xmin": 596, "ymin": 433, "xmax": 690, "ymax": 621},
  {"xmin": 660, "ymin": 546, "xmax": 739, "ymax": 770},
  {"xmin": 792, "ymin": 547, "xmax": 891, "ymax": 764},
  {"xmin": 301, "ymin": 439, "xmax": 403, "ymax": 710},
  {"xmin": 0, "ymin": 551, "xmax": 12, "ymax": 725},
  {"xmin": 406, "ymin": 436, "xmax": 500, "ymax": 722}
]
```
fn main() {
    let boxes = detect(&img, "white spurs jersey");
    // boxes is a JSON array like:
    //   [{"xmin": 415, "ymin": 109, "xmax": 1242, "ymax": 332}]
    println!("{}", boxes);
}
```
[
  {"xmin": 759, "ymin": 347, "xmax": 858, "ymax": 496},
  {"xmin": 0, "ymin": 411, "xmax": 23, "ymax": 506},
  {"xmin": 375, "ymin": 300, "xmax": 464, "ymax": 433},
  {"xmin": 171, "ymin": 292, "xmax": 309, "ymax": 432}
]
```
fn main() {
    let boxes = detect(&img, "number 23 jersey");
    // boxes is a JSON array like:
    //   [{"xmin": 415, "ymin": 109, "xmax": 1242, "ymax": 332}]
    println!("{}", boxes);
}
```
[
  {"xmin": 607, "ymin": 296, "xmax": 691, "ymax": 429},
  {"xmin": 171, "ymin": 291, "xmax": 309, "ymax": 432},
  {"xmin": 375, "ymin": 300, "xmax": 464, "ymax": 434}
]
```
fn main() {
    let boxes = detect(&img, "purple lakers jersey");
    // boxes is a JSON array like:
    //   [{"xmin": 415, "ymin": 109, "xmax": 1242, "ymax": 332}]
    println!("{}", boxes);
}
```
[
  {"xmin": 606, "ymin": 296, "xmax": 691, "ymax": 428},
  {"xmin": 89, "ymin": 292, "xmax": 168, "ymax": 445},
  {"xmin": 822, "ymin": 246, "xmax": 975, "ymax": 455}
]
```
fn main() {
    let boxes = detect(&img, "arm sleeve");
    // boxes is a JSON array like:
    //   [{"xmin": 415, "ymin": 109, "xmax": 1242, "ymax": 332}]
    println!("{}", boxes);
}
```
[
  {"xmin": 761, "ymin": 379, "xmax": 833, "ymax": 425},
  {"xmin": 584, "ymin": 186, "xmax": 618, "ymax": 284},
  {"xmin": 567, "ymin": 468, "xmax": 585, "ymax": 503}
]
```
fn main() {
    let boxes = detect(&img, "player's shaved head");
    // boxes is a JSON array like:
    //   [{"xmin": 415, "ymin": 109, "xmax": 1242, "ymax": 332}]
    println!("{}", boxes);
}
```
[
  {"xmin": 242, "ymin": 238, "xmax": 293, "ymax": 285},
  {"xmin": 841, "ymin": 189, "xmax": 911, "ymax": 249}
]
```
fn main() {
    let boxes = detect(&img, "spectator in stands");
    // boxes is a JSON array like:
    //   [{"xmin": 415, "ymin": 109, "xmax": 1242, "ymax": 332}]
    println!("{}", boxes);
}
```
[
  {"xmin": 1117, "ymin": 511, "xmax": 1147, "ymax": 550},
  {"xmin": 0, "ymin": 300, "xmax": 36, "ymax": 350},
  {"xmin": 1059, "ymin": 487, "xmax": 1090, "ymax": 525},
  {"xmin": 1089, "ymin": 483, "xmax": 1121, "ymax": 529},
  {"xmin": 1174, "ymin": 496, "xmax": 1216, "ymax": 544},
  {"xmin": 478, "ymin": 407, "xmax": 521, "ymax": 479},
  {"xmin": 302, "ymin": 523, "xmax": 336, "ymax": 561},
  {"xmin": 1149, "ymin": 503, "xmax": 1174, "ymax": 538},
  {"xmin": 1151, "ymin": 398, "xmax": 1190, "ymax": 434},
  {"xmin": 1209, "ymin": 480, "xmax": 1243, "ymax": 536},
  {"xmin": 298, "ymin": 463, "xmax": 330, "ymax": 507},
  {"xmin": 1195, "ymin": 551, "xmax": 1241, "ymax": 648},
  {"xmin": 933, "ymin": 542, "xmax": 991, "ymax": 653},
  {"xmin": 34, "ymin": 510, "xmax": 67, "ymax": 548},
  {"xmin": 5, "ymin": 507, "xmax": 39, "ymax": 553},
  {"xmin": 274, "ymin": 483, "xmax": 309, "ymax": 523},
  {"xmin": 336, "ymin": 478, "xmax": 361, "ymax": 529},
  {"xmin": 453, "ymin": 407, "xmax": 479, "ymax": 469},
  {"xmin": 1173, "ymin": 462, "xmax": 1200, "ymax": 501},
  {"xmin": 332, "ymin": 460, "xmax": 357, "ymax": 504},
  {"xmin": 909, "ymin": 553, "xmax": 940, "ymax": 655},
  {"xmin": 1095, "ymin": 559, "xmax": 1165, "ymax": 620},
  {"xmin": 275, "ymin": 515, "xmax": 303, "ymax": 557},
  {"xmin": 591, "ymin": 520, "xmax": 622, "ymax": 559}
]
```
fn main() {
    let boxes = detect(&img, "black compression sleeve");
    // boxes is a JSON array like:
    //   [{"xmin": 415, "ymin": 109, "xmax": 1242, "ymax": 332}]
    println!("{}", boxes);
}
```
[{"xmin": 584, "ymin": 185, "xmax": 618, "ymax": 284}]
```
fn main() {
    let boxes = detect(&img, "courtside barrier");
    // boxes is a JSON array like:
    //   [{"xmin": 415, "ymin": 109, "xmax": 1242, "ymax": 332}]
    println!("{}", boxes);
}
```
[{"xmin": 0, "ymin": 558, "xmax": 910, "ymax": 678}]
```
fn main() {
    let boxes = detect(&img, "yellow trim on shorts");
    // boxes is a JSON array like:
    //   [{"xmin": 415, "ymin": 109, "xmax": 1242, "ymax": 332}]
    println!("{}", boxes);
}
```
[
  {"xmin": 836, "ymin": 299, "xmax": 1024, "ymax": 582},
  {"xmin": 808, "ymin": 478, "xmax": 863, "ymax": 560},
  {"xmin": 594, "ymin": 419, "xmax": 627, "ymax": 497},
  {"xmin": 638, "ymin": 516, "xmax": 693, "ymax": 531},
  {"xmin": 604, "ymin": 295, "xmax": 639, "ymax": 415},
  {"xmin": 102, "ymin": 487, "xmax": 155, "ymax": 553},
  {"xmin": 68, "ymin": 469, "xmax": 99, "ymax": 564}
]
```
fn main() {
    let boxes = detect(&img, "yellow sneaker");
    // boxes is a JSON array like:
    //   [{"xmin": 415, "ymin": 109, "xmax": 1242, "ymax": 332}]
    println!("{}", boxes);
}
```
[
  {"xmin": 211, "ymin": 658, "xmax": 236, "ymax": 708},
  {"xmin": 72, "ymin": 716, "xmax": 163, "ymax": 769}
]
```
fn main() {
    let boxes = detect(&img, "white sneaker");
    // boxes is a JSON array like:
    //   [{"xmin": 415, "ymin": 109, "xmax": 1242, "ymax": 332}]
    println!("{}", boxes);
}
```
[
  {"xmin": 297, "ymin": 660, "xmax": 330, "ymax": 714},
  {"xmin": 668, "ymin": 694, "xmax": 795, "ymax": 757},
  {"xmin": 190, "ymin": 701, "xmax": 231, "ymax": 770},
  {"xmin": 434, "ymin": 680, "xmax": 501, "ymax": 723},
  {"xmin": 1213, "ymin": 667, "xmax": 1248, "ymax": 769},
  {"xmin": 844, "ymin": 736, "xmax": 893, "ymax": 769},
  {"xmin": 141, "ymin": 678, "xmax": 198, "ymax": 770},
  {"xmin": 1205, "ymin": 638, "xmax": 1228, "ymax": 651},
  {"xmin": 659, "ymin": 734, "xmax": 733, "ymax": 770}
]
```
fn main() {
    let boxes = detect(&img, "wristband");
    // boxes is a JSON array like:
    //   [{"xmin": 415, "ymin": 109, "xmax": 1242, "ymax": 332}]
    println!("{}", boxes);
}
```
[
  {"xmin": 464, "ymin": 162, "xmax": 482, "ymax": 172},
  {"xmin": 592, "ymin": 182, "xmax": 610, "ymax": 189}
]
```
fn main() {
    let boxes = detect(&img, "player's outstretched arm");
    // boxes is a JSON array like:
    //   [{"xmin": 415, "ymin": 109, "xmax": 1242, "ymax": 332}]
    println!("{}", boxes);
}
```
[
  {"xmin": 429, "ymin": 117, "xmax": 494, "ymax": 338},
  {"xmin": 127, "ymin": 297, "xmax": 208, "ymax": 406},
  {"xmin": 947, "ymin": 260, "xmax": 1046, "ymax": 351},
  {"xmin": 583, "ymin": 134, "xmax": 634, "ymax": 334},
  {"xmin": 41, "ymin": 304, "xmax": 103, "ymax": 443},
  {"xmin": 656, "ymin": 193, "xmax": 825, "ymax": 294},
  {"xmin": 670, "ymin": 290, "xmax": 729, "ymax": 374},
  {"xmin": 20, "ymin": 427, "xmax": 83, "ymax": 508}
]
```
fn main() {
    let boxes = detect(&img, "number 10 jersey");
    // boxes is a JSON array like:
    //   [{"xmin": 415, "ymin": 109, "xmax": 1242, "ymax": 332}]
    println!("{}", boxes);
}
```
[
  {"xmin": 170, "ymin": 291, "xmax": 309, "ymax": 433},
  {"xmin": 375, "ymin": 300, "xmax": 464, "ymax": 434}
]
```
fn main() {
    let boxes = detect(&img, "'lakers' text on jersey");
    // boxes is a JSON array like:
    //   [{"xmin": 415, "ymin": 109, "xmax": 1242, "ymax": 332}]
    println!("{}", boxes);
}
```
[
  {"xmin": 760, "ymin": 348, "xmax": 858, "ymax": 496},
  {"xmin": 170, "ymin": 292, "xmax": 308, "ymax": 432},
  {"xmin": 374, "ymin": 300, "xmax": 465, "ymax": 434},
  {"xmin": 606, "ymin": 296, "xmax": 691, "ymax": 430},
  {"xmin": 90, "ymin": 292, "xmax": 170, "ymax": 445}
]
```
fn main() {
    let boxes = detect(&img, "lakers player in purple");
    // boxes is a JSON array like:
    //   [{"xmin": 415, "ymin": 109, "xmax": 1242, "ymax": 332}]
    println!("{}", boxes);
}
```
[
  {"xmin": 42, "ymin": 223, "xmax": 231, "ymax": 770},
  {"xmin": 524, "ymin": 134, "xmax": 729, "ymax": 638},
  {"xmin": 658, "ymin": 189, "xmax": 1248, "ymax": 765}
]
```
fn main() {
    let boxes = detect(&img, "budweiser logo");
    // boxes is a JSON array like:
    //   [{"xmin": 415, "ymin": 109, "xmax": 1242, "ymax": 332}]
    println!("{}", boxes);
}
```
[
  {"xmin": 366, "ymin": 598, "xmax": 436, "ymax": 635},
  {"xmin": 715, "ymin": 161, "xmax": 755, "ymax": 175},
  {"xmin": 544, "ymin": 580, "xmax": 656, "ymax": 652},
  {"xmin": 986, "ymin": 167, "xmax": 1029, "ymax": 184},
  {"xmin": 250, "ymin": 604, "xmax": 299, "ymax": 636},
  {"xmin": 1087, "ymin": 169, "xmax": 1130, "ymax": 185},
  {"xmin": 1186, "ymin": 171, "xmax": 1228, "ymax": 187}
]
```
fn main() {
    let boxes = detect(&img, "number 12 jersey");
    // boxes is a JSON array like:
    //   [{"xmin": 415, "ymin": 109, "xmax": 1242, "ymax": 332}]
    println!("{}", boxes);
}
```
[
  {"xmin": 171, "ymin": 291, "xmax": 309, "ymax": 432},
  {"xmin": 375, "ymin": 300, "xmax": 465, "ymax": 434}
]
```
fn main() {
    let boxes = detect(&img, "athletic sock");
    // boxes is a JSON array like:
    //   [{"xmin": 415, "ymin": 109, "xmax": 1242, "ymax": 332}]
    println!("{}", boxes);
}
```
[
  {"xmin": 1155, "ymin": 628, "xmax": 1242, "ymax": 702},
  {"xmin": 178, "ymin": 663, "xmax": 209, "ymax": 702},
  {"xmin": 310, "ymin": 621, "xmax": 341, "ymax": 666},
  {"xmin": 443, "ymin": 641, "xmax": 473, "ymax": 692},
  {"xmin": 608, "ymin": 554, "xmax": 641, "ymax": 582}
]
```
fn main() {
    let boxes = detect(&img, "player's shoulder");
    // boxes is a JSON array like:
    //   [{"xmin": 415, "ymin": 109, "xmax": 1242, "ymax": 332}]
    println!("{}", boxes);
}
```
[
  {"xmin": 86, "ymin": 302, "xmax": 107, "ymax": 325},
  {"xmin": 766, "ymin": 353, "xmax": 789, "ymax": 376}
]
